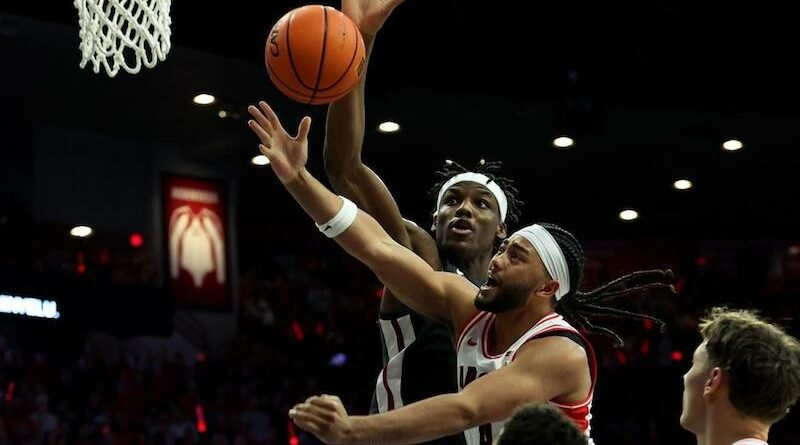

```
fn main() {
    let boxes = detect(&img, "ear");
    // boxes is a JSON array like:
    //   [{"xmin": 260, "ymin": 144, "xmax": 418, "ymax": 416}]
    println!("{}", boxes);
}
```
[
  {"xmin": 703, "ymin": 367, "xmax": 724, "ymax": 400},
  {"xmin": 431, "ymin": 211, "xmax": 438, "ymax": 232},
  {"xmin": 496, "ymin": 222, "xmax": 508, "ymax": 240},
  {"xmin": 536, "ymin": 280, "xmax": 560, "ymax": 299}
]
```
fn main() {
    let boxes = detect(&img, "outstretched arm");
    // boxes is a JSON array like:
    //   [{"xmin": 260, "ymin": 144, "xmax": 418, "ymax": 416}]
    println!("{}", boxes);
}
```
[
  {"xmin": 247, "ymin": 101, "xmax": 473, "ymax": 325},
  {"xmin": 324, "ymin": 0, "xmax": 416, "ymax": 250},
  {"xmin": 289, "ymin": 337, "xmax": 591, "ymax": 445}
]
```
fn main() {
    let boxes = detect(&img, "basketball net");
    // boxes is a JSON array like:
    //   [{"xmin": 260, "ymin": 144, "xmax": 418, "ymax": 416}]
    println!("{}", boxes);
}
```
[{"xmin": 73, "ymin": 0, "xmax": 172, "ymax": 77}]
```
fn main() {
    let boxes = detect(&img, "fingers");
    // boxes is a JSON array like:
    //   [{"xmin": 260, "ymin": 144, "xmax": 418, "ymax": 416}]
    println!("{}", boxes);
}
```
[
  {"xmin": 258, "ymin": 100, "xmax": 283, "ymax": 130},
  {"xmin": 301, "ymin": 396, "xmax": 340, "ymax": 414},
  {"xmin": 290, "ymin": 408, "xmax": 325, "ymax": 434},
  {"xmin": 307, "ymin": 399, "xmax": 339, "ymax": 415},
  {"xmin": 387, "ymin": 0, "xmax": 407, "ymax": 10},
  {"xmin": 248, "ymin": 105, "xmax": 275, "ymax": 135},
  {"xmin": 247, "ymin": 119, "xmax": 272, "ymax": 148},
  {"xmin": 297, "ymin": 116, "xmax": 312, "ymax": 141},
  {"xmin": 290, "ymin": 400, "xmax": 337, "ymax": 431}
]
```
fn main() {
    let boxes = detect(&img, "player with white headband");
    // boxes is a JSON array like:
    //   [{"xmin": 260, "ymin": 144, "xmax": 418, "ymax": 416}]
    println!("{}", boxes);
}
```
[
  {"xmin": 317, "ymin": 2, "xmax": 525, "ymax": 442},
  {"xmin": 246, "ymin": 100, "xmax": 674, "ymax": 445}
]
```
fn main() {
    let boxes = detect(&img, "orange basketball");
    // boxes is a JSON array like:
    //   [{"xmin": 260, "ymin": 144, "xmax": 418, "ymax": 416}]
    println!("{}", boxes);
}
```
[{"xmin": 265, "ymin": 5, "xmax": 366, "ymax": 105}]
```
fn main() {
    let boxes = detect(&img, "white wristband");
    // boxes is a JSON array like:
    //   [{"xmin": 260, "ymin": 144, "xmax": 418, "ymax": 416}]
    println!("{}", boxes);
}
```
[{"xmin": 316, "ymin": 196, "xmax": 358, "ymax": 238}]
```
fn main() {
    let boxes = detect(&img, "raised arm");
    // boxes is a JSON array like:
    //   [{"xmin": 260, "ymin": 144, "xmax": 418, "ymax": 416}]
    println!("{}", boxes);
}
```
[
  {"xmin": 324, "ymin": 0, "xmax": 414, "ymax": 248},
  {"xmin": 246, "ymin": 101, "xmax": 473, "ymax": 325},
  {"xmin": 289, "ymin": 337, "xmax": 591, "ymax": 445}
]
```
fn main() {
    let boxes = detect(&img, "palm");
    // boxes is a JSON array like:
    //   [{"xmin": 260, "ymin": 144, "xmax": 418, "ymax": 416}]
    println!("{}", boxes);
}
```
[
  {"xmin": 342, "ymin": 0, "xmax": 404, "ymax": 36},
  {"xmin": 247, "ymin": 102, "xmax": 311, "ymax": 184},
  {"xmin": 268, "ymin": 127, "xmax": 308, "ymax": 183}
]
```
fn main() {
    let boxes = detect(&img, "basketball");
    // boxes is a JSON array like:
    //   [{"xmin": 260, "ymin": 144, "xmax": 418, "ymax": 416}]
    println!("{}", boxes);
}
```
[{"xmin": 265, "ymin": 5, "xmax": 366, "ymax": 105}]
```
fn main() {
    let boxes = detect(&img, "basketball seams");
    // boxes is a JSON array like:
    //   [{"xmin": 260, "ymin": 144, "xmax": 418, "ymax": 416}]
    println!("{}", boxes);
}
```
[
  {"xmin": 317, "ymin": 12, "xmax": 360, "ymax": 92},
  {"xmin": 267, "ymin": 59, "xmax": 314, "ymax": 98},
  {"xmin": 267, "ymin": 59, "xmax": 353, "ymax": 102},
  {"xmin": 285, "ymin": 10, "xmax": 316, "ymax": 91},
  {"xmin": 308, "ymin": 5, "xmax": 329, "ymax": 105},
  {"xmin": 266, "ymin": 5, "xmax": 364, "ymax": 105}
]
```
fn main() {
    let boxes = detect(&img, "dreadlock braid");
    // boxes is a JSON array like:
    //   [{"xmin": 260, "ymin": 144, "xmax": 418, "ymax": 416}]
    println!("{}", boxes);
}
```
[
  {"xmin": 539, "ymin": 222, "xmax": 674, "ymax": 347},
  {"xmin": 428, "ymin": 159, "xmax": 524, "ymax": 224}
]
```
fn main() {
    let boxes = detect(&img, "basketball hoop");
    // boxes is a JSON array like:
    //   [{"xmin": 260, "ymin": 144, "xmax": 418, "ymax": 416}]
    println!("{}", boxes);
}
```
[{"xmin": 73, "ymin": 0, "xmax": 172, "ymax": 78}]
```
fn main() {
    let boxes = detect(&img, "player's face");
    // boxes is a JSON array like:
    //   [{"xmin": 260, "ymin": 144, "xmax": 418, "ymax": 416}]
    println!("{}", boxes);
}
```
[
  {"xmin": 433, "ymin": 183, "xmax": 506, "ymax": 260},
  {"xmin": 680, "ymin": 341, "xmax": 711, "ymax": 434},
  {"xmin": 475, "ymin": 236, "xmax": 551, "ymax": 313}
]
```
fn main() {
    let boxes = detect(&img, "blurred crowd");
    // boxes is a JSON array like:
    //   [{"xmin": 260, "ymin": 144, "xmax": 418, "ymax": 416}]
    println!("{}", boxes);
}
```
[{"xmin": 1, "ymin": 222, "xmax": 799, "ymax": 445}]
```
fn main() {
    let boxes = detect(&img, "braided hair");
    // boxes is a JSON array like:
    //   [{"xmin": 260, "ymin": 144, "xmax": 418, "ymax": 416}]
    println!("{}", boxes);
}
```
[
  {"xmin": 428, "ymin": 159, "xmax": 524, "ymax": 224},
  {"xmin": 538, "ymin": 222, "xmax": 674, "ymax": 347}
]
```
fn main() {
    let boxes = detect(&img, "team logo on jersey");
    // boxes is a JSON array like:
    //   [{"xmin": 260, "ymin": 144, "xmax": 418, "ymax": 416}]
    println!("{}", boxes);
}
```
[{"xmin": 467, "ymin": 337, "xmax": 478, "ymax": 346}]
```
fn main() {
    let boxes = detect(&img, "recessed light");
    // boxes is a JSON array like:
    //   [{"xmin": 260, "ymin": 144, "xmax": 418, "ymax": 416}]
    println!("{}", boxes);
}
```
[
  {"xmin": 251, "ymin": 155, "xmax": 270, "ymax": 166},
  {"xmin": 553, "ymin": 136, "xmax": 574, "ymax": 148},
  {"xmin": 673, "ymin": 179, "xmax": 693, "ymax": 190},
  {"xmin": 378, "ymin": 121, "xmax": 400, "ymax": 133},
  {"xmin": 70, "ymin": 225, "xmax": 93, "ymax": 238},
  {"xmin": 619, "ymin": 209, "xmax": 639, "ymax": 221},
  {"xmin": 722, "ymin": 139, "xmax": 743, "ymax": 151},
  {"xmin": 193, "ymin": 94, "xmax": 216, "ymax": 105}
]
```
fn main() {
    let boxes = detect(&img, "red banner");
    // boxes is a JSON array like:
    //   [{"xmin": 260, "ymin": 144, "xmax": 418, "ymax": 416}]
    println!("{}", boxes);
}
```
[{"xmin": 163, "ymin": 176, "xmax": 229, "ymax": 309}]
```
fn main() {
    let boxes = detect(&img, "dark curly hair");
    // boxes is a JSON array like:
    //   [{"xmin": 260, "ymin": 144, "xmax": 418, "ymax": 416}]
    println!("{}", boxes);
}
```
[
  {"xmin": 539, "ymin": 222, "xmax": 674, "ymax": 346},
  {"xmin": 496, "ymin": 404, "xmax": 588, "ymax": 445}
]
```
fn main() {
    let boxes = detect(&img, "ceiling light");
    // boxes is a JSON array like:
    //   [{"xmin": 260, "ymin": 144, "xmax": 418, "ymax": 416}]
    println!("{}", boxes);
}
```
[
  {"xmin": 619, "ymin": 209, "xmax": 639, "ymax": 221},
  {"xmin": 218, "ymin": 110, "xmax": 228, "ymax": 118},
  {"xmin": 193, "ymin": 94, "xmax": 216, "ymax": 105},
  {"xmin": 673, "ymin": 179, "xmax": 693, "ymax": 190},
  {"xmin": 722, "ymin": 139, "xmax": 743, "ymax": 151},
  {"xmin": 70, "ymin": 225, "xmax": 93, "ymax": 238},
  {"xmin": 378, "ymin": 121, "xmax": 400, "ymax": 133},
  {"xmin": 553, "ymin": 136, "xmax": 574, "ymax": 148},
  {"xmin": 251, "ymin": 155, "xmax": 270, "ymax": 166}
]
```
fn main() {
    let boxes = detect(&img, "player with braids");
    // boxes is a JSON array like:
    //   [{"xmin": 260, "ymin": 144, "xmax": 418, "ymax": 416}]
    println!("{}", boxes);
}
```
[
  {"xmin": 245, "ymin": 100, "xmax": 674, "ymax": 445},
  {"xmin": 288, "ymin": 4, "xmax": 526, "ymax": 445},
  {"xmin": 541, "ymin": 223, "xmax": 671, "ymax": 346}
]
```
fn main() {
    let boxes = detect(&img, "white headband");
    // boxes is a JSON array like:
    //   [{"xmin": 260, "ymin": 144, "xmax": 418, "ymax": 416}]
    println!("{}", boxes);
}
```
[
  {"xmin": 435, "ymin": 172, "xmax": 508, "ymax": 221},
  {"xmin": 512, "ymin": 224, "xmax": 571, "ymax": 300}
]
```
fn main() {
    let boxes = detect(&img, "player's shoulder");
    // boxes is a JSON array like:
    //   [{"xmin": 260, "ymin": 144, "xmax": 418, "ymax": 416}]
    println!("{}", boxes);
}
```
[{"xmin": 515, "ymin": 335, "xmax": 588, "ymax": 371}]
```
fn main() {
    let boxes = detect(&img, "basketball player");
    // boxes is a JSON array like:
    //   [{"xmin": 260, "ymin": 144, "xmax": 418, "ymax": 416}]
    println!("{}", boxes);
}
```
[
  {"xmin": 680, "ymin": 307, "xmax": 800, "ymax": 445},
  {"xmin": 322, "ymin": 0, "xmax": 521, "ymax": 440},
  {"xmin": 493, "ymin": 404, "xmax": 587, "ymax": 445},
  {"xmin": 245, "ymin": 101, "xmax": 673, "ymax": 445}
]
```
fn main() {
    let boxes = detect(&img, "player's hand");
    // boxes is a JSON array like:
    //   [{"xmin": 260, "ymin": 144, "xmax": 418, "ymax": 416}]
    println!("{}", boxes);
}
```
[
  {"xmin": 289, "ymin": 394, "xmax": 353, "ymax": 444},
  {"xmin": 342, "ymin": 0, "xmax": 406, "ymax": 37},
  {"xmin": 247, "ymin": 101, "xmax": 311, "ymax": 184}
]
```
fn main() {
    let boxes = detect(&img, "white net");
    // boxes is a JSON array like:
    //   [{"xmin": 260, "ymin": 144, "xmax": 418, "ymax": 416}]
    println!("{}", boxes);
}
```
[{"xmin": 74, "ymin": 0, "xmax": 172, "ymax": 78}]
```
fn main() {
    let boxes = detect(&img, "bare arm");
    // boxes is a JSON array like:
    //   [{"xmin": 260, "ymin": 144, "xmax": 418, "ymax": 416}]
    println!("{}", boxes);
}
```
[
  {"xmin": 405, "ymin": 219, "xmax": 442, "ymax": 271},
  {"xmin": 324, "ymin": 0, "xmax": 417, "ymax": 250},
  {"xmin": 325, "ymin": 0, "xmax": 436, "ymax": 315},
  {"xmin": 286, "ymin": 169, "xmax": 471, "ymax": 324},
  {"xmin": 290, "ymin": 337, "xmax": 591, "ymax": 445},
  {"xmin": 246, "ymin": 102, "xmax": 473, "ymax": 324}
]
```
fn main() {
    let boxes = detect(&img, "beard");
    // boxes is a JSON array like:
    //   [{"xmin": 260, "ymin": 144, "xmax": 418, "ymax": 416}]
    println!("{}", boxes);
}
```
[{"xmin": 474, "ymin": 280, "xmax": 532, "ymax": 313}]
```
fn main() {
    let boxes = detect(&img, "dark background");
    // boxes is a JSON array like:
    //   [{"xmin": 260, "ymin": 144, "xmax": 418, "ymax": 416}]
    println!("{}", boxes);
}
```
[{"xmin": 0, "ymin": 1, "xmax": 799, "ymax": 445}]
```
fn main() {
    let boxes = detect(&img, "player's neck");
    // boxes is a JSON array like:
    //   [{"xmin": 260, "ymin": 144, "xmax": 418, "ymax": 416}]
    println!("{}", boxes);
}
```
[
  {"xmin": 704, "ymin": 408, "xmax": 769, "ymax": 445},
  {"xmin": 451, "ymin": 250, "xmax": 492, "ymax": 282},
  {"xmin": 491, "ymin": 302, "xmax": 553, "ymax": 353}
]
